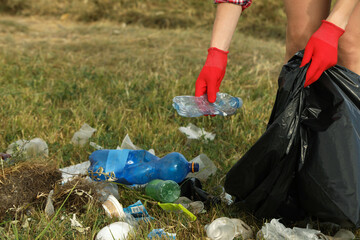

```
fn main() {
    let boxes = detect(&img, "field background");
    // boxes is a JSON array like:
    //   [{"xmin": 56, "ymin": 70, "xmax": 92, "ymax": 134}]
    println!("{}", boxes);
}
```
[{"xmin": 1, "ymin": 0, "xmax": 356, "ymax": 239}]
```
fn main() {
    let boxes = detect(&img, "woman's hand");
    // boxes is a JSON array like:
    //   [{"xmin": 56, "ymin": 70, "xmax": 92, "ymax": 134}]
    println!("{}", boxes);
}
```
[
  {"xmin": 195, "ymin": 47, "xmax": 228, "ymax": 103},
  {"xmin": 300, "ymin": 20, "xmax": 344, "ymax": 87}
]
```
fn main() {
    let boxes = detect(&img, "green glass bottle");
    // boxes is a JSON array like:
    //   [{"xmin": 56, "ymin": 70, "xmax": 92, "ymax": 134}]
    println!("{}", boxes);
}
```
[{"xmin": 145, "ymin": 179, "xmax": 181, "ymax": 203}]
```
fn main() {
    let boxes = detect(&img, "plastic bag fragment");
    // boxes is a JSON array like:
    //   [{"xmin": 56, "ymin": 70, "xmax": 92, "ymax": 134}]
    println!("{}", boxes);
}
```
[
  {"xmin": 7, "ymin": 138, "xmax": 48, "ymax": 158},
  {"xmin": 71, "ymin": 123, "xmax": 96, "ymax": 146},
  {"xmin": 186, "ymin": 154, "xmax": 217, "ymax": 182},
  {"xmin": 179, "ymin": 123, "xmax": 215, "ymax": 142}
]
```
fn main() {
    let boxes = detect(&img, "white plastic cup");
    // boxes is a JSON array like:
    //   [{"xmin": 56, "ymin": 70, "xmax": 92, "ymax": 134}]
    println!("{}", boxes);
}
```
[
  {"xmin": 102, "ymin": 195, "xmax": 126, "ymax": 219},
  {"xmin": 95, "ymin": 221, "xmax": 133, "ymax": 240},
  {"xmin": 205, "ymin": 217, "xmax": 254, "ymax": 240},
  {"xmin": 205, "ymin": 217, "xmax": 236, "ymax": 240}
]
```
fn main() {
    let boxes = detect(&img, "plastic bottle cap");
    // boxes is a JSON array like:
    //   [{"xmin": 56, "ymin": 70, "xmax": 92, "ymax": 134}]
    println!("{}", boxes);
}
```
[{"xmin": 192, "ymin": 162, "xmax": 200, "ymax": 173}]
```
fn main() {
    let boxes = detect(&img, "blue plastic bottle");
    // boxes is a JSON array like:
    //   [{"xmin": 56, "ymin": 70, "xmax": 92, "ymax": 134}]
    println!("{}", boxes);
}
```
[{"xmin": 88, "ymin": 149, "xmax": 199, "ymax": 185}]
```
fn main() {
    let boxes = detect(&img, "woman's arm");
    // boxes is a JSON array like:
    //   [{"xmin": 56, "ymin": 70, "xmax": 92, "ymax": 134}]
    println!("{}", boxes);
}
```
[
  {"xmin": 327, "ymin": 0, "xmax": 359, "ymax": 29},
  {"xmin": 195, "ymin": 2, "xmax": 246, "ymax": 102},
  {"xmin": 210, "ymin": 3, "xmax": 243, "ymax": 51}
]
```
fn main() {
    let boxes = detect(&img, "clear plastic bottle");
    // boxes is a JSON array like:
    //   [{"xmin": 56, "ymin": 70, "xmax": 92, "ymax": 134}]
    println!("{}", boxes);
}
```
[
  {"xmin": 145, "ymin": 179, "xmax": 181, "ymax": 203},
  {"xmin": 172, "ymin": 93, "xmax": 243, "ymax": 117},
  {"xmin": 88, "ymin": 149, "xmax": 199, "ymax": 185}
]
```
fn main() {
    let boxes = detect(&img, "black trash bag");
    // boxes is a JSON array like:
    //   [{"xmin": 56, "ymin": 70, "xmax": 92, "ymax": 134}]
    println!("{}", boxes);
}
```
[{"xmin": 224, "ymin": 51, "xmax": 360, "ymax": 227}]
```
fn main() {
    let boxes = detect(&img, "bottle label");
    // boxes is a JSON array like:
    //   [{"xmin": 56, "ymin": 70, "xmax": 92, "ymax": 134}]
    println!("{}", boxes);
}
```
[{"xmin": 104, "ymin": 149, "xmax": 130, "ymax": 181}]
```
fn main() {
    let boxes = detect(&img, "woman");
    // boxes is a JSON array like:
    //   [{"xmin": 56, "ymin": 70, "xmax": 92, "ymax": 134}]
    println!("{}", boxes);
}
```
[{"xmin": 195, "ymin": 0, "xmax": 360, "ymax": 102}]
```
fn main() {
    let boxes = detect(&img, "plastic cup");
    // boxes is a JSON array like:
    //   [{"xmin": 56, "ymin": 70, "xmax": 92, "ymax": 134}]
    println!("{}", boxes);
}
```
[
  {"xmin": 102, "ymin": 195, "xmax": 126, "ymax": 219},
  {"xmin": 95, "ymin": 221, "xmax": 133, "ymax": 240}
]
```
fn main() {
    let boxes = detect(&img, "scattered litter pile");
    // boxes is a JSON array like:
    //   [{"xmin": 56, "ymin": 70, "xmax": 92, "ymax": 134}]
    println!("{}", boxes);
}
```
[
  {"xmin": 0, "ymin": 164, "xmax": 106, "ymax": 221},
  {"xmin": 0, "ymin": 162, "xmax": 61, "ymax": 218},
  {"xmin": 1, "ymin": 123, "xmax": 359, "ymax": 239}
]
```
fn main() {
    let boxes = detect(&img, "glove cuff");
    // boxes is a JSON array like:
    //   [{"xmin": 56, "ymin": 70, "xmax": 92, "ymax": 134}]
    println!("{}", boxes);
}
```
[
  {"xmin": 316, "ymin": 20, "xmax": 345, "ymax": 46},
  {"xmin": 321, "ymin": 20, "xmax": 345, "ymax": 33},
  {"xmin": 208, "ymin": 47, "xmax": 229, "ymax": 55},
  {"xmin": 204, "ymin": 47, "xmax": 229, "ymax": 70}
]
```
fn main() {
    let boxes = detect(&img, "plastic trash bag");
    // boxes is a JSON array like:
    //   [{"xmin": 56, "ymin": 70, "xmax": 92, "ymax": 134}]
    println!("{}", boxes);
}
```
[{"xmin": 225, "ymin": 51, "xmax": 360, "ymax": 227}]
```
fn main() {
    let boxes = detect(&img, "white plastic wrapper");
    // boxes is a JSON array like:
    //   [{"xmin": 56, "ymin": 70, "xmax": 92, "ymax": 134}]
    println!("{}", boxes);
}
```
[
  {"xmin": 179, "ymin": 123, "xmax": 215, "ymax": 142},
  {"xmin": 6, "ymin": 138, "xmax": 49, "ymax": 158},
  {"xmin": 259, "ymin": 219, "xmax": 327, "ymax": 240},
  {"xmin": 205, "ymin": 217, "xmax": 253, "ymax": 240},
  {"xmin": 70, "ymin": 213, "xmax": 90, "ymax": 234},
  {"xmin": 118, "ymin": 134, "xmax": 155, "ymax": 155},
  {"xmin": 60, "ymin": 161, "xmax": 90, "ymax": 184},
  {"xmin": 90, "ymin": 142, "xmax": 103, "ymax": 150},
  {"xmin": 71, "ymin": 123, "xmax": 96, "ymax": 146},
  {"xmin": 44, "ymin": 190, "xmax": 55, "ymax": 217}
]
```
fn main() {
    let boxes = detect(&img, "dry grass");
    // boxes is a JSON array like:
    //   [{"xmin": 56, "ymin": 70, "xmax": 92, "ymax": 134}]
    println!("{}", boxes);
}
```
[{"xmin": 0, "ymin": 0, "xmax": 286, "ymax": 40}]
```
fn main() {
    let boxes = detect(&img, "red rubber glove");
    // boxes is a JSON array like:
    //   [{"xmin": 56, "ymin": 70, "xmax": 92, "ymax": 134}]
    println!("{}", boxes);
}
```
[
  {"xmin": 195, "ymin": 47, "xmax": 229, "ymax": 103},
  {"xmin": 300, "ymin": 20, "xmax": 344, "ymax": 87}
]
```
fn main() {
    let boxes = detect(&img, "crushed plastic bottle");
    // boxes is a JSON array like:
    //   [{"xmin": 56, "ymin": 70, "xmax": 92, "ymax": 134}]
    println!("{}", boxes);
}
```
[
  {"xmin": 88, "ymin": 149, "xmax": 199, "ymax": 185},
  {"xmin": 172, "ymin": 93, "xmax": 243, "ymax": 117}
]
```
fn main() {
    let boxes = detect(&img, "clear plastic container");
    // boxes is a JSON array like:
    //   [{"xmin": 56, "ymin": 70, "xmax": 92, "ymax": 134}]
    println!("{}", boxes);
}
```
[{"xmin": 172, "ymin": 93, "xmax": 243, "ymax": 117}]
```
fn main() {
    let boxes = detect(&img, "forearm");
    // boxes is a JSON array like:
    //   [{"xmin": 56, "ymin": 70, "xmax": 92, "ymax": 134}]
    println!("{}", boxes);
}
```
[
  {"xmin": 210, "ymin": 3, "xmax": 242, "ymax": 51},
  {"xmin": 327, "ymin": 0, "xmax": 359, "ymax": 29}
]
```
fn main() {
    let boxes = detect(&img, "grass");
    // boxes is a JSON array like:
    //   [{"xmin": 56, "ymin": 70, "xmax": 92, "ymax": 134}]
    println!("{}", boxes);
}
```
[
  {"xmin": 0, "ymin": 5, "xmax": 357, "ymax": 240},
  {"xmin": 0, "ymin": 0, "xmax": 287, "ymax": 40},
  {"xmin": 0, "ymin": 15, "xmax": 283, "ymax": 239}
]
